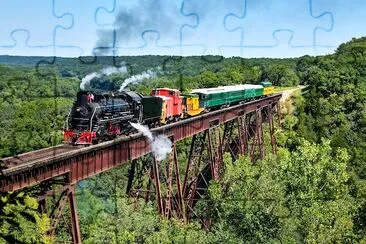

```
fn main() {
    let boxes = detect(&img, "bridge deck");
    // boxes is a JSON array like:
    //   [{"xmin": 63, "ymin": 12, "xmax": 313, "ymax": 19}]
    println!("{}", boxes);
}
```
[{"xmin": 0, "ymin": 94, "xmax": 281, "ymax": 192}]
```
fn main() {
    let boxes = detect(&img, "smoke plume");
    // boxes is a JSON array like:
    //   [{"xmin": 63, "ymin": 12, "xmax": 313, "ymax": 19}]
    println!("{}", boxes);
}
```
[
  {"xmin": 130, "ymin": 122, "xmax": 172, "ymax": 161},
  {"xmin": 119, "ymin": 69, "xmax": 156, "ymax": 91},
  {"xmin": 101, "ymin": 65, "xmax": 128, "ymax": 76},
  {"xmin": 80, "ymin": 63, "xmax": 128, "ymax": 90},
  {"xmin": 95, "ymin": 0, "xmax": 180, "ymax": 55},
  {"xmin": 94, "ymin": 1, "xmax": 243, "ymax": 56}
]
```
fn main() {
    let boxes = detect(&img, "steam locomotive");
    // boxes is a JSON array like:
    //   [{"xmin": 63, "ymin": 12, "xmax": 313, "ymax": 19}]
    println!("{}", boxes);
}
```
[
  {"xmin": 64, "ymin": 90, "xmax": 163, "ymax": 144},
  {"xmin": 64, "ymin": 82, "xmax": 274, "ymax": 145}
]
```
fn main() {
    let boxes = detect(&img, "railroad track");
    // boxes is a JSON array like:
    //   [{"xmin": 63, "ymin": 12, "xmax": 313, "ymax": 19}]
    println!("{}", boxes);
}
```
[
  {"xmin": 0, "ymin": 144, "xmax": 83, "ymax": 170},
  {"xmin": 0, "ymin": 92, "xmax": 284, "ymax": 175}
]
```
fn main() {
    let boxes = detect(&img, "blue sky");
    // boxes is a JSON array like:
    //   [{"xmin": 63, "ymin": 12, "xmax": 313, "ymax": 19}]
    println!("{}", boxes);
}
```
[{"xmin": 0, "ymin": 0, "xmax": 365, "ymax": 58}]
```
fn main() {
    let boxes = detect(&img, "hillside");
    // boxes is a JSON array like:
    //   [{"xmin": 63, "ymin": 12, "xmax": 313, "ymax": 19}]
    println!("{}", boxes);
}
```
[{"xmin": 1, "ymin": 37, "xmax": 366, "ymax": 243}]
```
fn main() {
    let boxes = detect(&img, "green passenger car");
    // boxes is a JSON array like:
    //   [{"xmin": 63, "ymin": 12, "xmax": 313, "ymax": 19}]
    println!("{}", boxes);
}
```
[{"xmin": 190, "ymin": 84, "xmax": 264, "ymax": 109}]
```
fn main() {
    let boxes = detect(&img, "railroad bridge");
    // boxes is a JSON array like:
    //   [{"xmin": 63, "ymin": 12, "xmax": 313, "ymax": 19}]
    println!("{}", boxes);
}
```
[{"xmin": 0, "ymin": 93, "xmax": 282, "ymax": 243}]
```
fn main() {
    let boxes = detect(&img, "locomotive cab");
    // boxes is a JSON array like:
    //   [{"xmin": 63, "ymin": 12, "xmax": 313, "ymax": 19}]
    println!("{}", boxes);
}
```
[{"xmin": 259, "ymin": 81, "xmax": 274, "ymax": 96}]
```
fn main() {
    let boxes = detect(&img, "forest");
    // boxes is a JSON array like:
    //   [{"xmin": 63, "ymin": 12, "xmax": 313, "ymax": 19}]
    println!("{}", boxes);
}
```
[{"xmin": 0, "ymin": 37, "xmax": 365, "ymax": 243}]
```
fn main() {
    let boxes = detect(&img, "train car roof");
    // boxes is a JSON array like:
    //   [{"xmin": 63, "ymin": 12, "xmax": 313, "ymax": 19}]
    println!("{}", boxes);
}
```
[
  {"xmin": 190, "ymin": 84, "xmax": 263, "ymax": 95},
  {"xmin": 218, "ymin": 84, "xmax": 263, "ymax": 89},
  {"xmin": 182, "ymin": 93, "xmax": 199, "ymax": 97},
  {"xmin": 259, "ymin": 81, "xmax": 273, "ymax": 87},
  {"xmin": 152, "ymin": 88, "xmax": 180, "ymax": 92}
]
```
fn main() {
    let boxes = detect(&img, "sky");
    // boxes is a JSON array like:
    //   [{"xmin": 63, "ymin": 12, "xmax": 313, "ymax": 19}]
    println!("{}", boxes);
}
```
[{"xmin": 0, "ymin": 0, "xmax": 365, "ymax": 58}]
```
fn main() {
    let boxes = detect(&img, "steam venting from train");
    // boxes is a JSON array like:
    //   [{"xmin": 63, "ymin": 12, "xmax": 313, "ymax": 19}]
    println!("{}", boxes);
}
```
[
  {"xmin": 119, "ymin": 69, "xmax": 157, "ymax": 91},
  {"xmin": 80, "ymin": 63, "xmax": 128, "ymax": 90},
  {"xmin": 130, "ymin": 122, "xmax": 172, "ymax": 161}
]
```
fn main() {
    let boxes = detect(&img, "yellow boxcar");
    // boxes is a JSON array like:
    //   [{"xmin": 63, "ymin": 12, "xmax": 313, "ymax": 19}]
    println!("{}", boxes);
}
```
[
  {"xmin": 263, "ymin": 86, "xmax": 274, "ymax": 95},
  {"xmin": 260, "ymin": 81, "xmax": 274, "ymax": 96},
  {"xmin": 183, "ymin": 94, "xmax": 204, "ymax": 117}
]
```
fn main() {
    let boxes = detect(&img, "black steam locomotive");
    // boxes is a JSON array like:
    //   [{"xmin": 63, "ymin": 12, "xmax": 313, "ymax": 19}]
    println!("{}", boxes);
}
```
[{"xmin": 64, "ymin": 90, "xmax": 163, "ymax": 145}]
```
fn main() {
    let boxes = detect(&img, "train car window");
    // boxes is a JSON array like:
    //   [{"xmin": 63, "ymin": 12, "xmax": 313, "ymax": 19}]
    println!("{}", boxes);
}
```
[{"xmin": 169, "ymin": 91, "xmax": 174, "ymax": 96}]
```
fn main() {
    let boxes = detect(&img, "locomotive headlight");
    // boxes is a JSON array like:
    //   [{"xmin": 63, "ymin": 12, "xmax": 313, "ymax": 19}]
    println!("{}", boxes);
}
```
[{"xmin": 76, "ymin": 108, "xmax": 80, "ymax": 112}]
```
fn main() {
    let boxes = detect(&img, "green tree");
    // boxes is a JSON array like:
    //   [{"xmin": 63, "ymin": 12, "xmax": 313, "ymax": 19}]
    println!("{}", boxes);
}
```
[
  {"xmin": 0, "ymin": 192, "xmax": 51, "ymax": 244},
  {"xmin": 203, "ymin": 139, "xmax": 356, "ymax": 243}
]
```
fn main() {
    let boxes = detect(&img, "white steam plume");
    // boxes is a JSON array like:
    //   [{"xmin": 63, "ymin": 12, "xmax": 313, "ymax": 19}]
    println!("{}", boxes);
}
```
[
  {"xmin": 119, "ymin": 69, "xmax": 156, "ymax": 91},
  {"xmin": 101, "ymin": 65, "xmax": 128, "ymax": 76},
  {"xmin": 80, "ymin": 72, "xmax": 100, "ymax": 90},
  {"xmin": 130, "ymin": 122, "xmax": 172, "ymax": 161},
  {"xmin": 80, "ymin": 63, "xmax": 128, "ymax": 90}
]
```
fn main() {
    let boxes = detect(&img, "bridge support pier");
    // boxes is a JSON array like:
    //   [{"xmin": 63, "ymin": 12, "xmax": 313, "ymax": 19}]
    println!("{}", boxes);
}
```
[
  {"xmin": 150, "ymin": 143, "xmax": 185, "ymax": 219},
  {"xmin": 129, "ymin": 102, "xmax": 282, "ymax": 224},
  {"xmin": 37, "ymin": 178, "xmax": 81, "ymax": 244},
  {"xmin": 183, "ymin": 131, "xmax": 209, "ymax": 222},
  {"xmin": 128, "ymin": 144, "xmax": 186, "ymax": 220},
  {"xmin": 68, "ymin": 185, "xmax": 81, "ymax": 244}
]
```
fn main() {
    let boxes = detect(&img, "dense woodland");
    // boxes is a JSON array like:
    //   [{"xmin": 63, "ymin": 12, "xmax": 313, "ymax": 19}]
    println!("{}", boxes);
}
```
[{"xmin": 0, "ymin": 37, "xmax": 366, "ymax": 243}]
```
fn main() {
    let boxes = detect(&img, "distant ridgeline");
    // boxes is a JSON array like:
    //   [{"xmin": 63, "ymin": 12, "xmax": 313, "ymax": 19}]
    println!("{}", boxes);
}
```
[{"xmin": 0, "ymin": 55, "xmax": 299, "ymax": 78}]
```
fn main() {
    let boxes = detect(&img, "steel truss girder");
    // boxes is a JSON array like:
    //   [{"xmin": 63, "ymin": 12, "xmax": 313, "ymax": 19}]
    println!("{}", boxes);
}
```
[
  {"xmin": 183, "ymin": 131, "xmax": 211, "ymax": 221},
  {"xmin": 0, "ymin": 97, "xmax": 283, "ymax": 244},
  {"xmin": 131, "ymin": 102, "xmax": 281, "ymax": 222},
  {"xmin": 37, "ymin": 183, "xmax": 81, "ymax": 244},
  {"xmin": 149, "ymin": 143, "xmax": 185, "ymax": 219},
  {"xmin": 127, "ymin": 145, "xmax": 185, "ymax": 220}
]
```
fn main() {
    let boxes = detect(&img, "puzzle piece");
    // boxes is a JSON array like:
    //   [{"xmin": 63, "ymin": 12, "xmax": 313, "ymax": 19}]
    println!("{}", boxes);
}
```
[
  {"xmin": 93, "ymin": 0, "xmax": 200, "ymax": 56},
  {"xmin": 311, "ymin": 0, "xmax": 366, "ymax": 49},
  {"xmin": 103, "ymin": 30, "xmax": 206, "ymax": 56},
  {"xmin": 53, "ymin": 0, "xmax": 117, "ymax": 58},
  {"xmin": 222, "ymin": 0, "xmax": 334, "ymax": 57},
  {"xmin": 0, "ymin": 0, "xmax": 78, "ymax": 57},
  {"xmin": 180, "ymin": 0, "xmax": 243, "ymax": 55},
  {"xmin": 220, "ymin": 30, "xmax": 324, "ymax": 58}
]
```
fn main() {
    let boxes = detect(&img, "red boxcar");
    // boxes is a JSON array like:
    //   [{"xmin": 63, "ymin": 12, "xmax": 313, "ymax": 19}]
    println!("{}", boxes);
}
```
[{"xmin": 151, "ymin": 88, "xmax": 183, "ymax": 123}]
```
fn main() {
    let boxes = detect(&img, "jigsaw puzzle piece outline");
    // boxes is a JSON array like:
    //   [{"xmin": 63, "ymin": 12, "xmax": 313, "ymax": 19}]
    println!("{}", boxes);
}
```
[
  {"xmin": 53, "ymin": 0, "xmax": 118, "ymax": 59},
  {"xmin": 219, "ymin": 29, "xmax": 325, "ymax": 57},
  {"xmin": 0, "ymin": 0, "xmax": 80, "ymax": 57},
  {"xmin": 99, "ymin": 30, "xmax": 206, "ymax": 57},
  {"xmin": 93, "ymin": 0, "xmax": 200, "ymax": 57},
  {"xmin": 311, "ymin": 0, "xmax": 366, "ymax": 49},
  {"xmin": 308, "ymin": 0, "xmax": 335, "ymax": 48},
  {"xmin": 222, "ymin": 0, "xmax": 335, "ymax": 55},
  {"xmin": 94, "ymin": 0, "xmax": 117, "ymax": 27},
  {"xmin": 180, "ymin": 0, "xmax": 244, "ymax": 56}
]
